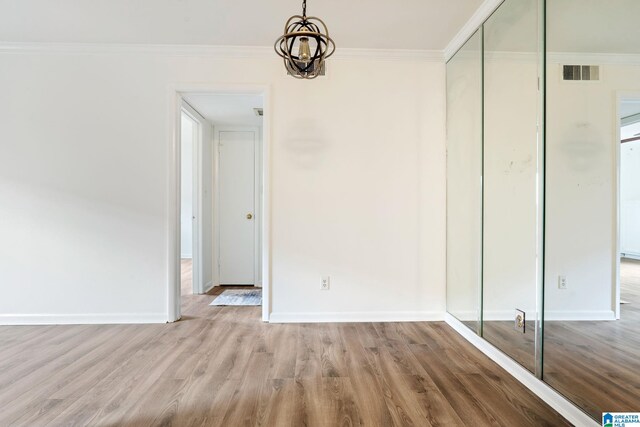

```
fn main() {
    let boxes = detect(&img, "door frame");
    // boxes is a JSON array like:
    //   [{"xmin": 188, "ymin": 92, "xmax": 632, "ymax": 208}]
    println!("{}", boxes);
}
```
[
  {"xmin": 215, "ymin": 126, "xmax": 263, "ymax": 287},
  {"xmin": 615, "ymin": 91, "xmax": 640, "ymax": 319},
  {"xmin": 167, "ymin": 83, "xmax": 272, "ymax": 322},
  {"xmin": 180, "ymin": 101, "xmax": 205, "ymax": 295}
]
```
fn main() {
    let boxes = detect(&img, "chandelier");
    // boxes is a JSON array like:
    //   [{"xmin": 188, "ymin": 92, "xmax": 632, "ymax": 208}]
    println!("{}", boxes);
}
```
[{"xmin": 274, "ymin": 0, "xmax": 336, "ymax": 79}]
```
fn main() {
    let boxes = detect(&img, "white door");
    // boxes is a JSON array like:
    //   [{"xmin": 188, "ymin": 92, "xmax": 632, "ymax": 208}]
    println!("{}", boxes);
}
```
[{"xmin": 219, "ymin": 131, "xmax": 256, "ymax": 284}]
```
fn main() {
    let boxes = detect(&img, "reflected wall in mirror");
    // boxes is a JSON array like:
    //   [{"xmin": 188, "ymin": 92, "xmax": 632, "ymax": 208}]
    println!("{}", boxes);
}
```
[
  {"xmin": 482, "ymin": 0, "xmax": 541, "ymax": 374},
  {"xmin": 446, "ymin": 30, "xmax": 483, "ymax": 333},
  {"xmin": 544, "ymin": 0, "xmax": 640, "ymax": 419}
]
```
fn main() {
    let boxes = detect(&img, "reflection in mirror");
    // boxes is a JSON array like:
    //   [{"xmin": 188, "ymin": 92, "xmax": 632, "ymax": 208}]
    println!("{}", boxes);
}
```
[
  {"xmin": 482, "ymin": 0, "xmax": 540, "ymax": 373},
  {"xmin": 446, "ymin": 30, "xmax": 483, "ymax": 333},
  {"xmin": 544, "ymin": 0, "xmax": 640, "ymax": 419}
]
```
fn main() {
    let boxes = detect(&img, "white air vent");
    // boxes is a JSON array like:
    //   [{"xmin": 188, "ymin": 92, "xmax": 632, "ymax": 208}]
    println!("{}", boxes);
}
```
[
  {"xmin": 563, "ymin": 65, "xmax": 600, "ymax": 81},
  {"xmin": 253, "ymin": 108, "xmax": 263, "ymax": 117}
]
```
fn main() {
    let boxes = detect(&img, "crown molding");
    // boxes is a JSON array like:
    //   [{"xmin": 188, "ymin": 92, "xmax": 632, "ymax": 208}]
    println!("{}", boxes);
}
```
[
  {"xmin": 484, "ymin": 51, "xmax": 538, "ymax": 63},
  {"xmin": 2, "ymin": 43, "xmax": 639, "ymax": 66},
  {"xmin": 444, "ymin": 0, "xmax": 504, "ymax": 62},
  {"xmin": 334, "ymin": 47, "xmax": 443, "ymax": 62},
  {"xmin": 486, "ymin": 50, "xmax": 640, "ymax": 65},
  {"xmin": 548, "ymin": 51, "xmax": 640, "ymax": 66},
  {"xmin": 450, "ymin": 48, "xmax": 640, "ymax": 66},
  {"xmin": 0, "ymin": 42, "xmax": 274, "ymax": 58},
  {"xmin": 0, "ymin": 42, "xmax": 443, "ymax": 62}
]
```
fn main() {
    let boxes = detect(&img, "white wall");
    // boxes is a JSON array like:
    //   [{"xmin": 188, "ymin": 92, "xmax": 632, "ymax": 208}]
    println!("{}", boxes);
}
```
[
  {"xmin": 0, "ymin": 47, "xmax": 446, "ymax": 323},
  {"xmin": 482, "ymin": 55, "xmax": 539, "ymax": 320},
  {"xmin": 545, "ymin": 61, "xmax": 640, "ymax": 319},
  {"xmin": 180, "ymin": 113, "xmax": 194, "ymax": 259}
]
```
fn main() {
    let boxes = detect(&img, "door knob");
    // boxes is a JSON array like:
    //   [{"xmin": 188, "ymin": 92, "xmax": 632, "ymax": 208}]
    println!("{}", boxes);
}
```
[{"xmin": 246, "ymin": 213, "xmax": 253, "ymax": 219}]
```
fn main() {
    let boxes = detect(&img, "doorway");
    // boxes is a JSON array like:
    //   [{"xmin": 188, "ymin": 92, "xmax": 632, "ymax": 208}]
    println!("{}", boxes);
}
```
[
  {"xmin": 170, "ymin": 86, "xmax": 270, "ymax": 322},
  {"xmin": 619, "ymin": 98, "xmax": 640, "ymax": 317},
  {"xmin": 180, "ymin": 108, "xmax": 199, "ymax": 296},
  {"xmin": 179, "ymin": 101, "xmax": 212, "ymax": 297}
]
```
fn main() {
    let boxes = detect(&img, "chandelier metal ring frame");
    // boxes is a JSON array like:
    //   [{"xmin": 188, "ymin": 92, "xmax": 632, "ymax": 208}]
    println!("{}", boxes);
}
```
[{"xmin": 274, "ymin": 0, "xmax": 336, "ymax": 79}]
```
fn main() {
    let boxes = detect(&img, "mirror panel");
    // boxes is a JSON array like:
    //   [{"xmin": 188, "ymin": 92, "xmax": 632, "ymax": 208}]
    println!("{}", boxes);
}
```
[
  {"xmin": 482, "ymin": 0, "xmax": 541, "ymax": 373},
  {"xmin": 446, "ymin": 30, "xmax": 483, "ymax": 333},
  {"xmin": 544, "ymin": 0, "xmax": 640, "ymax": 419}
]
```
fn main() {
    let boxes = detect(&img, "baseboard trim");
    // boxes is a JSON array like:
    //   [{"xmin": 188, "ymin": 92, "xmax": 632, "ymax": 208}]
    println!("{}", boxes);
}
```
[
  {"xmin": 0, "ymin": 313, "xmax": 168, "ymax": 325},
  {"xmin": 450, "ymin": 309, "xmax": 615, "ymax": 321},
  {"xmin": 203, "ymin": 281, "xmax": 214, "ymax": 293},
  {"xmin": 444, "ymin": 313, "xmax": 598, "ymax": 427},
  {"xmin": 269, "ymin": 311, "xmax": 444, "ymax": 323},
  {"xmin": 544, "ymin": 310, "xmax": 615, "ymax": 321}
]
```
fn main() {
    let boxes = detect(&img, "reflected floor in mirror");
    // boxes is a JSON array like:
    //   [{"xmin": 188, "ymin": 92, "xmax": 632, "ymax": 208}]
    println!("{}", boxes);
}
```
[
  {"xmin": 461, "ymin": 321, "xmax": 479, "ymax": 333},
  {"xmin": 482, "ymin": 320, "xmax": 536, "ymax": 373},
  {"xmin": 544, "ymin": 258, "xmax": 640, "ymax": 419}
]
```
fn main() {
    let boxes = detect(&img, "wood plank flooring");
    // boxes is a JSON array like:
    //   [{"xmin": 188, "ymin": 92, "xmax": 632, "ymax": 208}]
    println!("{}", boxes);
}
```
[
  {"xmin": 181, "ymin": 258, "xmax": 192, "ymax": 296},
  {"xmin": 464, "ymin": 259, "xmax": 640, "ymax": 420},
  {"xmin": 0, "ymin": 288, "xmax": 570, "ymax": 426},
  {"xmin": 544, "ymin": 258, "xmax": 640, "ymax": 419},
  {"xmin": 482, "ymin": 320, "xmax": 536, "ymax": 373}
]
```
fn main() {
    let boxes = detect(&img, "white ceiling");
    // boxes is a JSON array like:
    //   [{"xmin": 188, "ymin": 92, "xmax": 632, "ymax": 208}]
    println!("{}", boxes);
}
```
[
  {"xmin": 183, "ymin": 93, "xmax": 264, "ymax": 127},
  {"xmin": 4, "ymin": 1, "xmax": 637, "ymax": 55},
  {"xmin": 0, "ymin": 0, "xmax": 483, "ymax": 50}
]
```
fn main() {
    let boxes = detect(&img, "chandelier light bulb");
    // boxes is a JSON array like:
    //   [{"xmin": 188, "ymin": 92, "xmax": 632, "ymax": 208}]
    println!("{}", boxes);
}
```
[{"xmin": 298, "ymin": 37, "xmax": 312, "ymax": 64}]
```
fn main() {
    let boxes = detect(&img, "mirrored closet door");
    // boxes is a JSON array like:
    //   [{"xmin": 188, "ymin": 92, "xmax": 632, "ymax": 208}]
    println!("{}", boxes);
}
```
[
  {"xmin": 445, "ymin": 0, "xmax": 544, "ymax": 362},
  {"xmin": 447, "ymin": 0, "xmax": 640, "ymax": 421},
  {"xmin": 446, "ymin": 29, "xmax": 483, "ymax": 334},
  {"xmin": 481, "ymin": 0, "xmax": 542, "ymax": 375},
  {"xmin": 446, "ymin": 0, "xmax": 640, "ymax": 421},
  {"xmin": 543, "ymin": 0, "xmax": 640, "ymax": 419}
]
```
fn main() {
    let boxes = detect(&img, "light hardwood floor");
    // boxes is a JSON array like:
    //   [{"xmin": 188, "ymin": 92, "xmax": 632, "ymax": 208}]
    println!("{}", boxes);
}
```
[
  {"xmin": 181, "ymin": 259, "xmax": 193, "ymax": 296},
  {"xmin": 0, "ymin": 285, "xmax": 570, "ymax": 426},
  {"xmin": 544, "ymin": 258, "xmax": 640, "ymax": 419},
  {"xmin": 465, "ymin": 259, "xmax": 640, "ymax": 420}
]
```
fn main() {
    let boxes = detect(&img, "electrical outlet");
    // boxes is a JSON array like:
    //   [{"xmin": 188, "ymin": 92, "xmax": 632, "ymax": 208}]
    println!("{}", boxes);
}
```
[
  {"xmin": 321, "ymin": 276, "xmax": 330, "ymax": 290},
  {"xmin": 558, "ymin": 275, "xmax": 567, "ymax": 290},
  {"xmin": 515, "ymin": 309, "xmax": 526, "ymax": 333}
]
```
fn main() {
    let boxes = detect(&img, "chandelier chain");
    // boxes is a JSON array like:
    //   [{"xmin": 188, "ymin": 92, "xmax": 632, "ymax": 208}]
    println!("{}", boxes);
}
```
[{"xmin": 302, "ymin": 0, "xmax": 306, "ymax": 17}]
